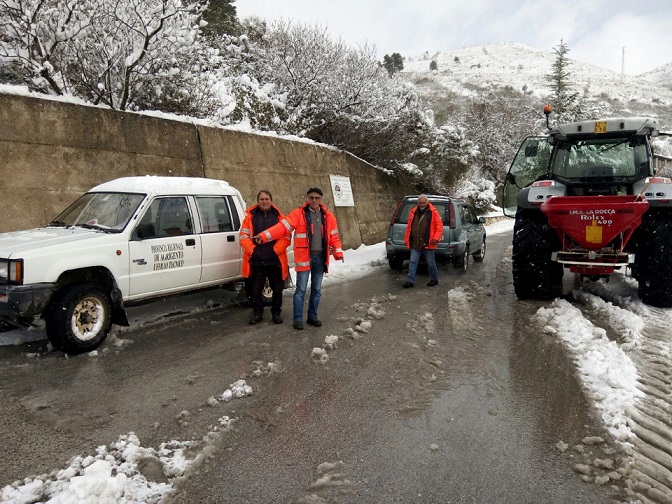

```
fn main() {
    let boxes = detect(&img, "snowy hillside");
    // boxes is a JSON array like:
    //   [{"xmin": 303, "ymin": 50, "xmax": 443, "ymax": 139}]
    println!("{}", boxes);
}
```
[
  {"xmin": 640, "ymin": 62, "xmax": 672, "ymax": 88},
  {"xmin": 403, "ymin": 42, "xmax": 672, "ymax": 112}
]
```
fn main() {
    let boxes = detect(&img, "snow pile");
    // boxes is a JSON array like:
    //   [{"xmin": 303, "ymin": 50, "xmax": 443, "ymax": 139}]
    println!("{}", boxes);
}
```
[
  {"xmin": 220, "ymin": 379, "xmax": 253, "ymax": 401},
  {"xmin": 532, "ymin": 299, "xmax": 644, "ymax": 442},
  {"xmin": 0, "ymin": 434, "xmax": 191, "ymax": 504}
]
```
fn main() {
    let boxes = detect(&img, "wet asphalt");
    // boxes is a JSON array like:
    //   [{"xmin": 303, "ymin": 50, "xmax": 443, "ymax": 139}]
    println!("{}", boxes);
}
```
[{"xmin": 0, "ymin": 231, "xmax": 625, "ymax": 503}]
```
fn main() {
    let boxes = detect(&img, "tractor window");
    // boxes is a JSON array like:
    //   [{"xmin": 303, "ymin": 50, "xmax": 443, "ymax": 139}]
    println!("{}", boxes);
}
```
[
  {"xmin": 553, "ymin": 138, "xmax": 647, "ymax": 180},
  {"xmin": 502, "ymin": 136, "xmax": 552, "ymax": 216}
]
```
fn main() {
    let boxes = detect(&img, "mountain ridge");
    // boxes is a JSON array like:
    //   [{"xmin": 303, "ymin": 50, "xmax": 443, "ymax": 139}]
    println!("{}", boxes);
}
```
[{"xmin": 401, "ymin": 42, "xmax": 672, "ymax": 116}]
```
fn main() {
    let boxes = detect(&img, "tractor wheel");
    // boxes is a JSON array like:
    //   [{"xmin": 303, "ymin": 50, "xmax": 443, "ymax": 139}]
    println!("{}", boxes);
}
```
[
  {"xmin": 512, "ymin": 209, "xmax": 563, "ymax": 300},
  {"xmin": 636, "ymin": 211, "xmax": 672, "ymax": 308},
  {"xmin": 45, "ymin": 283, "xmax": 112, "ymax": 354}
]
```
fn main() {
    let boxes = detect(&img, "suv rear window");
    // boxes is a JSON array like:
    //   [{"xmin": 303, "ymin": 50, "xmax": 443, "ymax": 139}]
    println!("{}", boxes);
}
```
[{"xmin": 397, "ymin": 199, "xmax": 455, "ymax": 228}]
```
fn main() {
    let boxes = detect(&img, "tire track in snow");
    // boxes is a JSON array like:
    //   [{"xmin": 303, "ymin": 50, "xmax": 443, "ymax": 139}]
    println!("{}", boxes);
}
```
[
  {"xmin": 577, "ymin": 282, "xmax": 672, "ymax": 503},
  {"xmin": 621, "ymin": 312, "xmax": 672, "ymax": 504}
]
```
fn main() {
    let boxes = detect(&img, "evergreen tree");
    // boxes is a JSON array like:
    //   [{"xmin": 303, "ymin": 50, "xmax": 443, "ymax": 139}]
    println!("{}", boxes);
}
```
[
  {"xmin": 546, "ymin": 39, "xmax": 579, "ymax": 121},
  {"xmin": 382, "ymin": 52, "xmax": 404, "ymax": 76},
  {"xmin": 199, "ymin": 0, "xmax": 239, "ymax": 39},
  {"xmin": 429, "ymin": 60, "xmax": 437, "ymax": 71}
]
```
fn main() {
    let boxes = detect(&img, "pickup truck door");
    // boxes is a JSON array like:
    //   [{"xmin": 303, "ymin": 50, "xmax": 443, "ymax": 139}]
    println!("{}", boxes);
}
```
[
  {"xmin": 195, "ymin": 195, "xmax": 242, "ymax": 283},
  {"xmin": 128, "ymin": 196, "xmax": 202, "ymax": 297}
]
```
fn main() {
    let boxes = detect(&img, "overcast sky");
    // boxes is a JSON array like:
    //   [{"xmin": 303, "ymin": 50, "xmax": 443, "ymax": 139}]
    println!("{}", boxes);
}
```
[{"xmin": 235, "ymin": 0, "xmax": 672, "ymax": 76}]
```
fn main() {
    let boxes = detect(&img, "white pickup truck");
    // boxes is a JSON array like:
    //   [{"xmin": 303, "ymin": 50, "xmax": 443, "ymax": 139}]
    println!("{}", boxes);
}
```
[{"xmin": 0, "ymin": 176, "xmax": 249, "ymax": 354}]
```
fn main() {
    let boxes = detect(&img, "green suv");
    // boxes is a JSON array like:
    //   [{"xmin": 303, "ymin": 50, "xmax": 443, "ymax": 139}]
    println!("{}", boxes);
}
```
[{"xmin": 385, "ymin": 195, "xmax": 486, "ymax": 271}]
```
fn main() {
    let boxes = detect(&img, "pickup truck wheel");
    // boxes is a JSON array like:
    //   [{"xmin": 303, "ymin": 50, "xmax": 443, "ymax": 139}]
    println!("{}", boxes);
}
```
[
  {"xmin": 245, "ymin": 277, "xmax": 274, "ymax": 306},
  {"xmin": 45, "ymin": 283, "xmax": 112, "ymax": 354},
  {"xmin": 473, "ymin": 239, "xmax": 486, "ymax": 262},
  {"xmin": 262, "ymin": 279, "xmax": 273, "ymax": 306},
  {"xmin": 512, "ymin": 210, "xmax": 563, "ymax": 300},
  {"xmin": 454, "ymin": 246, "xmax": 469, "ymax": 271},
  {"xmin": 636, "ymin": 212, "xmax": 672, "ymax": 308}
]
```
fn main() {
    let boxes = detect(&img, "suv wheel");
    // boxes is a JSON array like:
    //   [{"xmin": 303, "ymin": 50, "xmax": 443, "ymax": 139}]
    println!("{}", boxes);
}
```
[
  {"xmin": 388, "ymin": 257, "xmax": 404, "ymax": 271},
  {"xmin": 454, "ymin": 246, "xmax": 469, "ymax": 271},
  {"xmin": 473, "ymin": 239, "xmax": 486, "ymax": 262},
  {"xmin": 45, "ymin": 283, "xmax": 112, "ymax": 354}
]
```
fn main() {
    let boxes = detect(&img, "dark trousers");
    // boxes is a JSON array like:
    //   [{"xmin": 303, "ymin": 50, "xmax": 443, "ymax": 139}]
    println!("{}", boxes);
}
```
[{"xmin": 250, "ymin": 263, "xmax": 283, "ymax": 314}]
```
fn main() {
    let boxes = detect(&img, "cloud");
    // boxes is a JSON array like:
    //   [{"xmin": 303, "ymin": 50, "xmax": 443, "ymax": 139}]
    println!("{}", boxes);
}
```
[{"xmin": 235, "ymin": 0, "xmax": 672, "ymax": 74}]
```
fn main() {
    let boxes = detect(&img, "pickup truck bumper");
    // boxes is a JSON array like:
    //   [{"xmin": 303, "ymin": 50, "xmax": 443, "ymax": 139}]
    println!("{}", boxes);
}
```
[{"xmin": 0, "ymin": 283, "xmax": 55, "ymax": 318}]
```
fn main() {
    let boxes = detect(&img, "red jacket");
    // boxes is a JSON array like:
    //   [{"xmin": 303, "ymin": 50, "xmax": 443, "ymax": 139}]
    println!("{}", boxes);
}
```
[
  {"xmin": 404, "ymin": 203, "xmax": 443, "ymax": 250},
  {"xmin": 260, "ymin": 202, "xmax": 343, "ymax": 272},
  {"xmin": 239, "ymin": 204, "xmax": 291, "ymax": 279}
]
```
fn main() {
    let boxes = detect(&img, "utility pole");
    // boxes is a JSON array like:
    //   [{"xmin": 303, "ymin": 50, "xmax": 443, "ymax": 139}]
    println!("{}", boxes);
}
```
[{"xmin": 621, "ymin": 47, "xmax": 625, "ymax": 83}]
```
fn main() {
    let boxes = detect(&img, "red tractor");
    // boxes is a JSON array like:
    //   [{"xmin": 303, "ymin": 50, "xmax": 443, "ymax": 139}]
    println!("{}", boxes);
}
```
[{"xmin": 503, "ymin": 109, "xmax": 672, "ymax": 307}]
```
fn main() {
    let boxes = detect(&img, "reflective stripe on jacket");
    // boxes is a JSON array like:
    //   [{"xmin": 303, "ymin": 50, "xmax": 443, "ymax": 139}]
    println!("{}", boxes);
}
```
[
  {"xmin": 404, "ymin": 202, "xmax": 443, "ymax": 250},
  {"xmin": 261, "ymin": 203, "xmax": 343, "ymax": 272},
  {"xmin": 239, "ymin": 204, "xmax": 290, "ymax": 279}
]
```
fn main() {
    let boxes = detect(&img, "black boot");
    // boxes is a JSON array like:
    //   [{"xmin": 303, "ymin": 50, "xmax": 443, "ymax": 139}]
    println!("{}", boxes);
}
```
[
  {"xmin": 249, "ymin": 310, "xmax": 263, "ymax": 325},
  {"xmin": 271, "ymin": 311, "xmax": 283, "ymax": 324}
]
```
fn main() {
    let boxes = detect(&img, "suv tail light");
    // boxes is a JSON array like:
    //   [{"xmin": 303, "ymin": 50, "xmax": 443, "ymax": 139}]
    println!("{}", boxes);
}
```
[
  {"xmin": 389, "ymin": 200, "xmax": 404, "ymax": 225},
  {"xmin": 448, "ymin": 203, "xmax": 456, "ymax": 229}
]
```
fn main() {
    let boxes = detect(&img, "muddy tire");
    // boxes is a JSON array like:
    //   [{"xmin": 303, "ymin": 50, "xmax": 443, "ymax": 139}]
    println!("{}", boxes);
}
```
[
  {"xmin": 45, "ymin": 283, "xmax": 112, "ymax": 354},
  {"xmin": 473, "ymin": 238, "xmax": 486, "ymax": 262},
  {"xmin": 636, "ymin": 211, "xmax": 672, "ymax": 308},
  {"xmin": 512, "ymin": 209, "xmax": 563, "ymax": 300}
]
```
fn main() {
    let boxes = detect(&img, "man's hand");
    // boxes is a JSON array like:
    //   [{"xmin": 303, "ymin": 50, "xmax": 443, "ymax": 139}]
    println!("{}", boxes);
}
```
[
  {"xmin": 253, "ymin": 235, "xmax": 263, "ymax": 244},
  {"xmin": 430, "ymin": 239, "xmax": 439, "ymax": 246}
]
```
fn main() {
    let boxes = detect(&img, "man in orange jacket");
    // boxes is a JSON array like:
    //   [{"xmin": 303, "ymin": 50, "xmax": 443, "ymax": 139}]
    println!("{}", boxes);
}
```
[
  {"xmin": 240, "ymin": 190, "xmax": 291, "ymax": 324},
  {"xmin": 254, "ymin": 187, "xmax": 343, "ymax": 330},
  {"xmin": 402, "ymin": 194, "xmax": 443, "ymax": 288}
]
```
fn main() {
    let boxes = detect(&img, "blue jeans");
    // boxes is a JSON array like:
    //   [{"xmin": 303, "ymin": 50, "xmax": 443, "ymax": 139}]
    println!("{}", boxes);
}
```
[
  {"xmin": 407, "ymin": 248, "xmax": 438, "ymax": 284},
  {"xmin": 294, "ymin": 252, "xmax": 325, "ymax": 322}
]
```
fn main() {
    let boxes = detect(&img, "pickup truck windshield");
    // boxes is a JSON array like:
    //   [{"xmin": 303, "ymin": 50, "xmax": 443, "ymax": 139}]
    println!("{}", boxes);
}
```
[{"xmin": 49, "ymin": 192, "xmax": 145, "ymax": 232}]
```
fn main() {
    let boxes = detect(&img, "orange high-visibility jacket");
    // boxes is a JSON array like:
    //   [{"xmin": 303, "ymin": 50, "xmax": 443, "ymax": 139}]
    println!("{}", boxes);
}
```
[
  {"xmin": 404, "ymin": 202, "xmax": 443, "ymax": 250},
  {"xmin": 239, "ymin": 204, "xmax": 291, "ymax": 279},
  {"xmin": 260, "ymin": 203, "xmax": 343, "ymax": 272}
]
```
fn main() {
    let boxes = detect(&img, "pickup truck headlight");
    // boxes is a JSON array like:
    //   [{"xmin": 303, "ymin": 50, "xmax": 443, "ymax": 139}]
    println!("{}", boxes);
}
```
[{"xmin": 0, "ymin": 259, "xmax": 23, "ymax": 284}]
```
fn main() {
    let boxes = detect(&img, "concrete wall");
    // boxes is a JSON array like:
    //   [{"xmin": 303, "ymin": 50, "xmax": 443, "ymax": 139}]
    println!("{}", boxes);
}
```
[{"xmin": 0, "ymin": 93, "xmax": 409, "ymax": 249}]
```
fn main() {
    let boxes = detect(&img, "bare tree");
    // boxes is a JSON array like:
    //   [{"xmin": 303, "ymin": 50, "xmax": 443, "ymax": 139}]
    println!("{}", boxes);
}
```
[{"xmin": 0, "ymin": 0, "xmax": 210, "ymax": 110}]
